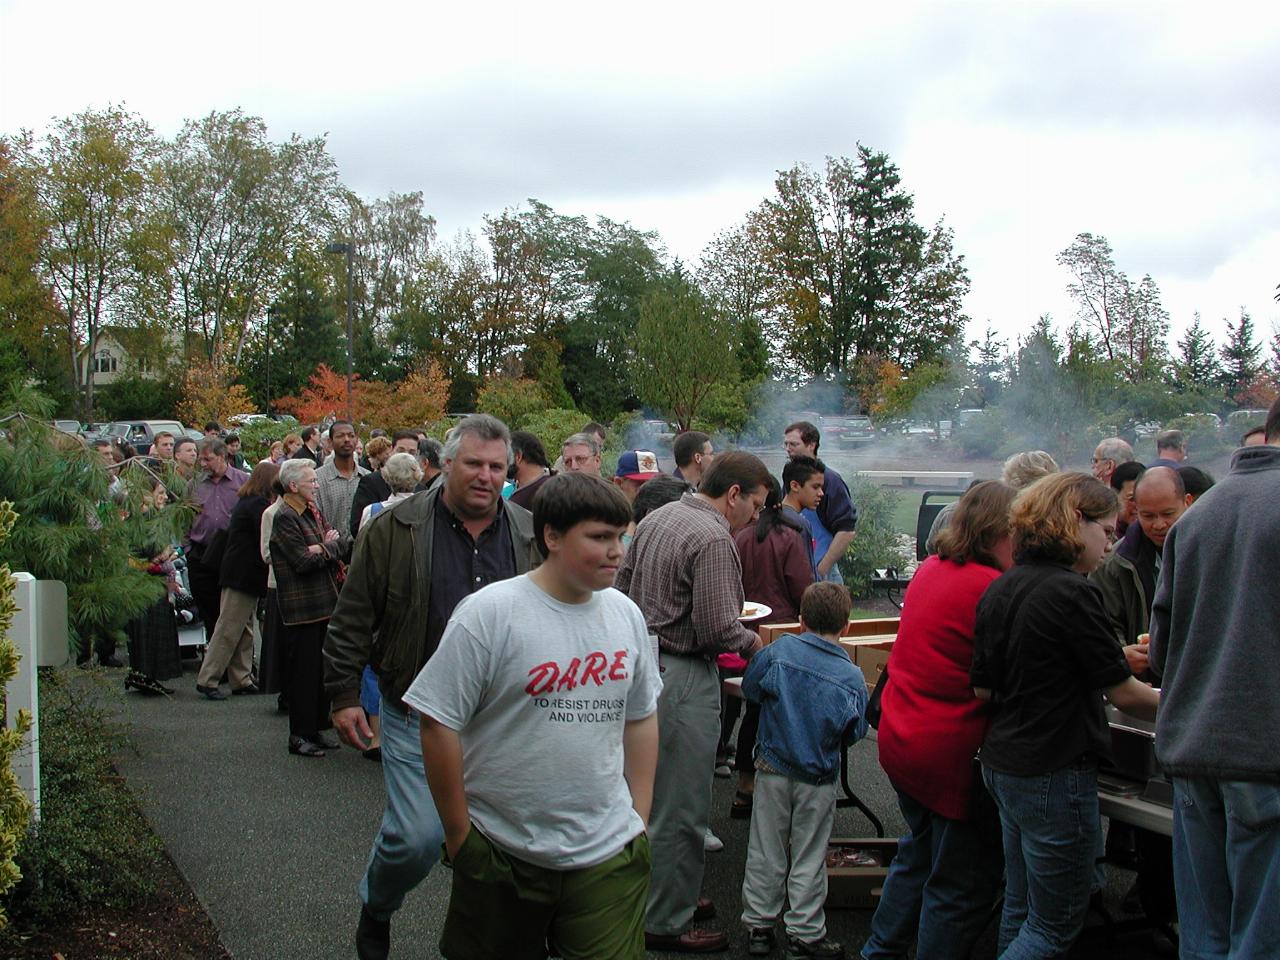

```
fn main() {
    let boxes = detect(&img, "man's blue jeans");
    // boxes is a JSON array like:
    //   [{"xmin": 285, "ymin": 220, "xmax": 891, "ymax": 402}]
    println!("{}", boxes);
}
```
[
  {"xmin": 982, "ymin": 761, "xmax": 1098, "ymax": 960},
  {"xmin": 861, "ymin": 783, "xmax": 1004, "ymax": 960},
  {"xmin": 1172, "ymin": 776, "xmax": 1280, "ymax": 960},
  {"xmin": 359, "ymin": 700, "xmax": 446, "ymax": 919}
]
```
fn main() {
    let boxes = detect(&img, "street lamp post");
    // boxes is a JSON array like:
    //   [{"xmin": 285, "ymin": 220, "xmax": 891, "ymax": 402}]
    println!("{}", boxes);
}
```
[{"xmin": 325, "ymin": 240, "xmax": 355, "ymax": 421}]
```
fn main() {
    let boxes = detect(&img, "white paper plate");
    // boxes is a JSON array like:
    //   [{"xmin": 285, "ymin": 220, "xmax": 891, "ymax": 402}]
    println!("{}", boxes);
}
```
[{"xmin": 739, "ymin": 601, "xmax": 772, "ymax": 621}]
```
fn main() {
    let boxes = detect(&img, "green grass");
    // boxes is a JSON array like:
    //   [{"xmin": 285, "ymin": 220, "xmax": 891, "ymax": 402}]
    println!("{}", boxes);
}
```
[{"xmin": 889, "ymin": 493, "xmax": 919, "ymax": 536}]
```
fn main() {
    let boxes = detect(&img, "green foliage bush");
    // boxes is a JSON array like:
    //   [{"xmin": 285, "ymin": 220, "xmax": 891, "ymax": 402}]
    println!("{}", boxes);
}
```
[
  {"xmin": 235, "ymin": 418, "xmax": 297, "ymax": 461},
  {"xmin": 517, "ymin": 408, "xmax": 584, "ymax": 467},
  {"xmin": 1166, "ymin": 414, "xmax": 1230, "ymax": 461},
  {"xmin": 6, "ymin": 669, "xmax": 162, "ymax": 925},
  {"xmin": 477, "ymin": 378, "xmax": 548, "ymax": 430},
  {"xmin": 949, "ymin": 409, "xmax": 1008, "ymax": 458},
  {"xmin": 94, "ymin": 373, "xmax": 182, "ymax": 422},
  {"xmin": 837, "ymin": 477, "xmax": 911, "ymax": 598}
]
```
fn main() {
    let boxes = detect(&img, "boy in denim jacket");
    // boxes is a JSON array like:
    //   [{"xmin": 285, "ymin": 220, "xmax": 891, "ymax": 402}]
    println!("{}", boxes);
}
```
[{"xmin": 740, "ymin": 582, "xmax": 869, "ymax": 959}]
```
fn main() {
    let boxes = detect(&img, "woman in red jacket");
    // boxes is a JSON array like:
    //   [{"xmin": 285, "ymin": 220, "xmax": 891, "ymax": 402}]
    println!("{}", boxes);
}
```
[{"xmin": 861, "ymin": 480, "xmax": 1016, "ymax": 960}]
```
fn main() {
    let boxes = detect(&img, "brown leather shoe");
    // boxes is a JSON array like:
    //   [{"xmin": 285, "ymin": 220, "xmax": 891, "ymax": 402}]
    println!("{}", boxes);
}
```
[
  {"xmin": 644, "ymin": 928, "xmax": 730, "ymax": 953},
  {"xmin": 692, "ymin": 896, "xmax": 716, "ymax": 921}
]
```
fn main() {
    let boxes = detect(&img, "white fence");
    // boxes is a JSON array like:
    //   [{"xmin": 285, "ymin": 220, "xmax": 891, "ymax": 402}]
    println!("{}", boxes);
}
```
[{"xmin": 7, "ymin": 574, "xmax": 69, "ymax": 822}]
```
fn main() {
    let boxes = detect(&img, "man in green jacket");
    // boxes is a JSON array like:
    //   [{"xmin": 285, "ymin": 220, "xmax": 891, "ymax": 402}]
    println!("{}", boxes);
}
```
[
  {"xmin": 1090, "ymin": 466, "xmax": 1191, "ymax": 678},
  {"xmin": 323, "ymin": 414, "xmax": 539, "ymax": 960}
]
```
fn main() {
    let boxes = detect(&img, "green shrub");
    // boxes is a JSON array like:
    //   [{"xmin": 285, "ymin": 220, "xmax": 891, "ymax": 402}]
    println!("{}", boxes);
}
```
[
  {"xmin": 949, "ymin": 409, "xmax": 1007, "ymax": 458},
  {"xmin": 837, "ymin": 477, "xmax": 911, "ymax": 598},
  {"xmin": 6, "ymin": 669, "xmax": 161, "ymax": 924},
  {"xmin": 94, "ymin": 373, "xmax": 182, "ymax": 422},
  {"xmin": 1166, "ymin": 414, "xmax": 1230, "ymax": 461},
  {"xmin": 234, "ymin": 418, "xmax": 298, "ymax": 461},
  {"xmin": 519, "ymin": 408, "xmax": 586, "ymax": 467}
]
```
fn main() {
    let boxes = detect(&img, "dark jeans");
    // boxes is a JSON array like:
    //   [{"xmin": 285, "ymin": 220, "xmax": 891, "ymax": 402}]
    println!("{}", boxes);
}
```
[
  {"xmin": 982, "ymin": 761, "xmax": 1099, "ymax": 960},
  {"xmin": 861, "ymin": 782, "xmax": 1003, "ymax": 960},
  {"xmin": 284, "ymin": 620, "xmax": 326, "ymax": 740}
]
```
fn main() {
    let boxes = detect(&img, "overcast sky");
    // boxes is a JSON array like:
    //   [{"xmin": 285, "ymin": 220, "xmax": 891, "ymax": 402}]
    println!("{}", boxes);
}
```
[{"xmin": 3, "ymin": 0, "xmax": 1278, "ymax": 355}]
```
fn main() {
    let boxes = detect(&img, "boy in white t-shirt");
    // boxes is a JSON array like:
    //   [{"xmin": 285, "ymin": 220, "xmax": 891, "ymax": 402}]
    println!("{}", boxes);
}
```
[{"xmin": 406, "ymin": 472, "xmax": 661, "ymax": 960}]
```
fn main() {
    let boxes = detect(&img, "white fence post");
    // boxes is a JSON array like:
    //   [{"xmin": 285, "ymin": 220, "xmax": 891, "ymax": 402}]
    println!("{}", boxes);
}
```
[
  {"xmin": 7, "ymin": 575, "xmax": 68, "ymax": 823},
  {"xmin": 9, "ymin": 573, "xmax": 40, "ymax": 822}
]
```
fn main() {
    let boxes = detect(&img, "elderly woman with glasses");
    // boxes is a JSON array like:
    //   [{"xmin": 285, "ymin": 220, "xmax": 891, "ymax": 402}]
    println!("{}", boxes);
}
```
[{"xmin": 270, "ymin": 458, "xmax": 344, "ymax": 758}]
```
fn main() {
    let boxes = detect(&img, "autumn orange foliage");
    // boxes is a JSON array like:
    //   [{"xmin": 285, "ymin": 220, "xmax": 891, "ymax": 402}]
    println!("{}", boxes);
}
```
[
  {"xmin": 177, "ymin": 350, "xmax": 256, "ymax": 426},
  {"xmin": 276, "ymin": 360, "xmax": 450, "ymax": 429}
]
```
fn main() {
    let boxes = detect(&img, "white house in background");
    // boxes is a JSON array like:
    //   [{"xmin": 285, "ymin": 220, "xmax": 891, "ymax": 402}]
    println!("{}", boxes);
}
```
[{"xmin": 75, "ymin": 327, "xmax": 161, "ymax": 386}]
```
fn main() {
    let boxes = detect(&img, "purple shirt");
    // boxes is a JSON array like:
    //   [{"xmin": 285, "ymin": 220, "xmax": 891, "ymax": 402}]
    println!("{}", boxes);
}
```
[{"xmin": 187, "ymin": 466, "xmax": 249, "ymax": 547}]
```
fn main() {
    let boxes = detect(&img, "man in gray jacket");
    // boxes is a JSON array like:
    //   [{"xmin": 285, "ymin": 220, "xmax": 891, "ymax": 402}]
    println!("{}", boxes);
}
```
[
  {"xmin": 1149, "ymin": 398, "xmax": 1280, "ymax": 959},
  {"xmin": 324, "ymin": 415, "xmax": 539, "ymax": 960}
]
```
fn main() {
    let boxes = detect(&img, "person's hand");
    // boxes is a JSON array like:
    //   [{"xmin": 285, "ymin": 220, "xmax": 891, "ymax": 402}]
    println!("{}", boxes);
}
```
[
  {"xmin": 1123, "ymin": 641, "xmax": 1150, "ymax": 675},
  {"xmin": 444, "ymin": 823, "xmax": 472, "ymax": 862},
  {"xmin": 332, "ymin": 705, "xmax": 373, "ymax": 749},
  {"xmin": 307, "ymin": 544, "xmax": 323, "ymax": 555},
  {"xmin": 324, "ymin": 528, "xmax": 340, "ymax": 543}
]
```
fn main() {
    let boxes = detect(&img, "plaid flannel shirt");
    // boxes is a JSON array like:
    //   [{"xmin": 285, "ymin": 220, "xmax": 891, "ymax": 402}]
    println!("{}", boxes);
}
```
[{"xmin": 615, "ymin": 494, "xmax": 758, "ymax": 657}]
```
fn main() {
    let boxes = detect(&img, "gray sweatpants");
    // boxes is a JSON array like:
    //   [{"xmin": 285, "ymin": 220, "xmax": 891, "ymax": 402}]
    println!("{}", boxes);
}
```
[
  {"xmin": 646, "ymin": 652, "xmax": 720, "ymax": 935},
  {"xmin": 741, "ymin": 770, "xmax": 837, "ymax": 942}
]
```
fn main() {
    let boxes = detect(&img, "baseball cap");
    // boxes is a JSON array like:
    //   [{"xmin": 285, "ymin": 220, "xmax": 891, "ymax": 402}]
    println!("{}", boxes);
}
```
[{"xmin": 615, "ymin": 450, "xmax": 662, "ymax": 481}]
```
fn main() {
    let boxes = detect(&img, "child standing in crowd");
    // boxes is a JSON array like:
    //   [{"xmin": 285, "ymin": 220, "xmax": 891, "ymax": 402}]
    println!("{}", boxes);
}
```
[
  {"xmin": 741, "ymin": 582, "xmax": 868, "ymax": 959},
  {"xmin": 408, "ymin": 473, "xmax": 660, "ymax": 960}
]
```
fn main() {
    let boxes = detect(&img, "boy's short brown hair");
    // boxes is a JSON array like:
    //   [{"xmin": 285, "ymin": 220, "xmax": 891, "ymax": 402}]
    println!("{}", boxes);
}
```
[
  {"xmin": 532, "ymin": 472, "xmax": 632, "ymax": 557},
  {"xmin": 800, "ymin": 581, "xmax": 852, "ymax": 636}
]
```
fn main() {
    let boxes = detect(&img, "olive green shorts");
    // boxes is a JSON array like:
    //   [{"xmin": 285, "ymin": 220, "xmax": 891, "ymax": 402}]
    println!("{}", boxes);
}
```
[{"xmin": 439, "ymin": 826, "xmax": 651, "ymax": 960}]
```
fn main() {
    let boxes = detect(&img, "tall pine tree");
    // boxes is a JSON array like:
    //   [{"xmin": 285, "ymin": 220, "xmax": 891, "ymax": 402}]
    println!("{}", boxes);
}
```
[
  {"xmin": 1219, "ymin": 308, "xmax": 1262, "ymax": 405},
  {"xmin": 1174, "ymin": 313, "xmax": 1220, "ymax": 391}
]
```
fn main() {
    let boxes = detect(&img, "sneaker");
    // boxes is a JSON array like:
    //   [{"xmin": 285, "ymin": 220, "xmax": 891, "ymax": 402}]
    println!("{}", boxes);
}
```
[
  {"xmin": 704, "ymin": 828, "xmax": 724, "ymax": 852},
  {"xmin": 748, "ymin": 927, "xmax": 776, "ymax": 956},
  {"xmin": 714, "ymin": 762, "xmax": 732, "ymax": 778},
  {"xmin": 786, "ymin": 934, "xmax": 844, "ymax": 959}
]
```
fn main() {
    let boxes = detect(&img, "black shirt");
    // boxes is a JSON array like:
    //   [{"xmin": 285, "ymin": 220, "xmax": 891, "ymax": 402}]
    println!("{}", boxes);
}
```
[
  {"xmin": 971, "ymin": 562, "xmax": 1132, "ymax": 776},
  {"xmin": 425, "ymin": 498, "xmax": 516, "ymax": 662}
]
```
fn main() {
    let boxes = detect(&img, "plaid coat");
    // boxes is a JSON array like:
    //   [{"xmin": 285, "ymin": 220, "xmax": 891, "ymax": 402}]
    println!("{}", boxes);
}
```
[{"xmin": 270, "ymin": 498, "xmax": 342, "ymax": 626}]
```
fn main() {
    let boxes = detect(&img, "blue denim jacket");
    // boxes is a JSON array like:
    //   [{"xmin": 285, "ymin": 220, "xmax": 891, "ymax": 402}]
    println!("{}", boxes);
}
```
[{"xmin": 743, "ymin": 631, "xmax": 869, "ymax": 785}]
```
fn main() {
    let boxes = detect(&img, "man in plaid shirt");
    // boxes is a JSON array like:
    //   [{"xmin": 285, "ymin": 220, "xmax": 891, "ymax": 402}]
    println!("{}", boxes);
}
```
[{"xmin": 615, "ymin": 451, "xmax": 772, "ymax": 954}]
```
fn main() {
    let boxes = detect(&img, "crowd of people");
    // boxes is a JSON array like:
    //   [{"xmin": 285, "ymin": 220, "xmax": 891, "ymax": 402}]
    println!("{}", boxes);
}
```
[{"xmin": 75, "ymin": 401, "xmax": 1278, "ymax": 960}]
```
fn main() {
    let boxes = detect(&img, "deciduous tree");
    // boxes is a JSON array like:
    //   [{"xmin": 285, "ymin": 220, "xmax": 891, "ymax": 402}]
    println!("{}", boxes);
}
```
[
  {"xmin": 750, "ymin": 147, "xmax": 969, "ymax": 381},
  {"xmin": 158, "ymin": 110, "xmax": 341, "ymax": 363},
  {"xmin": 16, "ymin": 106, "xmax": 169, "ymax": 416},
  {"xmin": 632, "ymin": 270, "xmax": 739, "ymax": 430}
]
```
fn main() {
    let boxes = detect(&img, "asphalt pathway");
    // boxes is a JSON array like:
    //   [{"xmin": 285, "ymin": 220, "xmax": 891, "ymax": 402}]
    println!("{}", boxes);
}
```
[{"xmin": 114, "ymin": 659, "xmax": 1163, "ymax": 960}]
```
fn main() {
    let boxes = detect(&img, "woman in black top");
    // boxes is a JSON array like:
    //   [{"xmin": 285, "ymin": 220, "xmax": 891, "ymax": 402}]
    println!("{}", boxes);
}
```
[{"xmin": 970, "ymin": 472, "xmax": 1159, "ymax": 959}]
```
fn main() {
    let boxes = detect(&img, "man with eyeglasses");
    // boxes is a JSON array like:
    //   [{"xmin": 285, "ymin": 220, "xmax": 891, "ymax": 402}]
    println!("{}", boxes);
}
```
[{"xmin": 1091, "ymin": 436, "xmax": 1135, "ymax": 486}]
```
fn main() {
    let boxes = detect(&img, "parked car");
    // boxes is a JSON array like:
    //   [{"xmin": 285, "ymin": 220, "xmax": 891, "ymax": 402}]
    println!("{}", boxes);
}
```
[
  {"xmin": 52, "ymin": 419, "xmax": 81, "ymax": 435},
  {"xmin": 101, "ymin": 420, "xmax": 194, "ymax": 452},
  {"xmin": 1224, "ymin": 409, "xmax": 1268, "ymax": 437},
  {"xmin": 642, "ymin": 420, "xmax": 677, "ymax": 443},
  {"xmin": 821, "ymin": 414, "xmax": 876, "ymax": 446}
]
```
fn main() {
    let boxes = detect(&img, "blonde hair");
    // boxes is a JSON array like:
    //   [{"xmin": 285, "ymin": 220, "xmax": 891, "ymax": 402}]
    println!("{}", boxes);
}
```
[
  {"xmin": 1001, "ymin": 450, "xmax": 1059, "ymax": 489},
  {"xmin": 1010, "ymin": 472, "xmax": 1117, "ymax": 565}
]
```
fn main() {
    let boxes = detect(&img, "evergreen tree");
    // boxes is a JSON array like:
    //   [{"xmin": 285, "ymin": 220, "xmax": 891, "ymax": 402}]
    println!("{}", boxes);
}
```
[
  {"xmin": 969, "ymin": 323, "xmax": 1007, "ymax": 406},
  {"xmin": 1219, "ymin": 308, "xmax": 1262, "ymax": 405},
  {"xmin": 1174, "ymin": 313, "xmax": 1221, "ymax": 392},
  {"xmin": 0, "ymin": 396, "xmax": 188, "ymax": 657}
]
